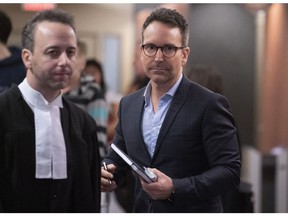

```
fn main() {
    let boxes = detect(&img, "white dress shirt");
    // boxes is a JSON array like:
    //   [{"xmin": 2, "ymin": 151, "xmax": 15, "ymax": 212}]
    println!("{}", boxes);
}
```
[{"xmin": 19, "ymin": 78, "xmax": 67, "ymax": 179}]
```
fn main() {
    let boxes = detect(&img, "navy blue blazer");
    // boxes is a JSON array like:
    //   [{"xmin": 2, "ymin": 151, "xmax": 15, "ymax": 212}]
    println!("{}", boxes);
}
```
[{"xmin": 105, "ymin": 75, "xmax": 241, "ymax": 213}]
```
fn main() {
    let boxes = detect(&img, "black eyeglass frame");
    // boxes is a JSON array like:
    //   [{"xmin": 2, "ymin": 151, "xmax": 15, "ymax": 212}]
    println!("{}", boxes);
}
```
[{"xmin": 141, "ymin": 44, "xmax": 186, "ymax": 58}]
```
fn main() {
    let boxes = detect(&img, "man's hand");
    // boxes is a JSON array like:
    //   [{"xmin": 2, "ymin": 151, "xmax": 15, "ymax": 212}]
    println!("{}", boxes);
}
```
[
  {"xmin": 140, "ymin": 168, "xmax": 174, "ymax": 200},
  {"xmin": 101, "ymin": 163, "xmax": 117, "ymax": 192}
]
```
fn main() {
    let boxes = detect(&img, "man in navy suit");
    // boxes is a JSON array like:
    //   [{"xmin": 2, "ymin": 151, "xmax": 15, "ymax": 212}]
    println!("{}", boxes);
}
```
[{"xmin": 101, "ymin": 7, "xmax": 241, "ymax": 213}]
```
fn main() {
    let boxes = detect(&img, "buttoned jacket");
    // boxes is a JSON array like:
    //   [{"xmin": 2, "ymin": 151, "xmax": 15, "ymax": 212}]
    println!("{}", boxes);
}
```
[{"xmin": 105, "ymin": 75, "xmax": 241, "ymax": 213}]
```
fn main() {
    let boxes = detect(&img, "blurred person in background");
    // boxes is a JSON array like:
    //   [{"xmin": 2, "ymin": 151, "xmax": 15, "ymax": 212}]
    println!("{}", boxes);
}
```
[
  {"xmin": 185, "ymin": 64, "xmax": 223, "ymax": 94},
  {"xmin": 126, "ymin": 40, "xmax": 150, "ymax": 94},
  {"xmin": 101, "ymin": 7, "xmax": 240, "ymax": 213},
  {"xmin": 63, "ymin": 40, "xmax": 110, "ymax": 213},
  {"xmin": 82, "ymin": 58, "xmax": 122, "ymax": 212},
  {"xmin": 63, "ymin": 41, "xmax": 109, "ymax": 161},
  {"xmin": 83, "ymin": 58, "xmax": 122, "ymax": 145},
  {"xmin": 0, "ymin": 9, "xmax": 26, "ymax": 92},
  {"xmin": 0, "ymin": 9, "xmax": 100, "ymax": 212}
]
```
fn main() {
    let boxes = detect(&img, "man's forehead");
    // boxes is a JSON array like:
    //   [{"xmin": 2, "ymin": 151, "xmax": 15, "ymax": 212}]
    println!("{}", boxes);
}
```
[
  {"xmin": 35, "ymin": 20, "xmax": 74, "ymax": 32},
  {"xmin": 34, "ymin": 21, "xmax": 76, "ymax": 42}
]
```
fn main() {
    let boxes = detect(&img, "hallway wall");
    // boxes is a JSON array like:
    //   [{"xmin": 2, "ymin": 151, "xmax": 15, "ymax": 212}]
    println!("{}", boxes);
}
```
[{"xmin": 258, "ymin": 4, "xmax": 288, "ymax": 153}]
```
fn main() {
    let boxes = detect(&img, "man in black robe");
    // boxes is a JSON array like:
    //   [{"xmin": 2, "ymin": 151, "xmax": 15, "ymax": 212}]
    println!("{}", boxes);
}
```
[{"xmin": 0, "ymin": 9, "xmax": 100, "ymax": 213}]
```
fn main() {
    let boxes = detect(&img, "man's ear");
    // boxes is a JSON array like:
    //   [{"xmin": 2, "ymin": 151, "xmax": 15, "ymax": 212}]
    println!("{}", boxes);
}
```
[
  {"xmin": 22, "ymin": 48, "xmax": 32, "ymax": 69},
  {"xmin": 181, "ymin": 47, "xmax": 190, "ymax": 66}
]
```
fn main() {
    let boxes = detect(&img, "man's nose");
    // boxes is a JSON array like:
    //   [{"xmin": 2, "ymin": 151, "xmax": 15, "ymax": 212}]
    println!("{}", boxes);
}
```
[
  {"xmin": 154, "ymin": 48, "xmax": 164, "ymax": 62},
  {"xmin": 59, "ymin": 53, "xmax": 69, "ymax": 65}
]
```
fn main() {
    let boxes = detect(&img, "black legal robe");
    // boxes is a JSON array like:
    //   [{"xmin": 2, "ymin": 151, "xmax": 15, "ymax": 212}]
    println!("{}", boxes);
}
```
[{"xmin": 0, "ymin": 86, "xmax": 101, "ymax": 213}]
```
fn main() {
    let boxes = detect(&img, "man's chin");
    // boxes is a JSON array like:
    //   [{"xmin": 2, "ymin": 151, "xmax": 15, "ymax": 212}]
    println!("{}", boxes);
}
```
[{"xmin": 53, "ymin": 81, "xmax": 69, "ymax": 90}]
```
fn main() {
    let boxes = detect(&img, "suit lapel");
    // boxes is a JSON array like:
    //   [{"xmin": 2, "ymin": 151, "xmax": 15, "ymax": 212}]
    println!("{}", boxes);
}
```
[
  {"xmin": 134, "ymin": 91, "xmax": 148, "ymax": 151},
  {"xmin": 152, "ymin": 76, "xmax": 190, "ymax": 160},
  {"xmin": 128, "ymin": 88, "xmax": 152, "ymax": 160}
]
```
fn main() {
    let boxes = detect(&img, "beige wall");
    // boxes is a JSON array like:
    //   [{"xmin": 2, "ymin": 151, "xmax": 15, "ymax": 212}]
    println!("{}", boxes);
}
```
[{"xmin": 0, "ymin": 3, "xmax": 135, "ymax": 94}]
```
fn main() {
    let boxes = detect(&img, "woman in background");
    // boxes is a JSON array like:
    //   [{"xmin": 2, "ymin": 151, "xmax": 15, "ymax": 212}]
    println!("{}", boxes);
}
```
[{"xmin": 83, "ymin": 59, "xmax": 122, "ymax": 145}]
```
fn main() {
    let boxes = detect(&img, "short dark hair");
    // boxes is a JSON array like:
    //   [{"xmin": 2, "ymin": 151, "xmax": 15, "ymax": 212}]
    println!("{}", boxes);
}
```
[
  {"xmin": 142, "ymin": 7, "xmax": 189, "ymax": 47},
  {"xmin": 0, "ymin": 10, "xmax": 12, "ymax": 44},
  {"xmin": 21, "ymin": 9, "xmax": 76, "ymax": 52}
]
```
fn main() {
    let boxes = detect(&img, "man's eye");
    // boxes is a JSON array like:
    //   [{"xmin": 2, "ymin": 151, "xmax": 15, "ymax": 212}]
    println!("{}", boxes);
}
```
[
  {"xmin": 67, "ymin": 50, "xmax": 76, "ymax": 57},
  {"xmin": 147, "ymin": 45, "xmax": 156, "ymax": 50},
  {"xmin": 47, "ymin": 50, "xmax": 60, "ymax": 57},
  {"xmin": 164, "ymin": 45, "xmax": 174, "ymax": 51}
]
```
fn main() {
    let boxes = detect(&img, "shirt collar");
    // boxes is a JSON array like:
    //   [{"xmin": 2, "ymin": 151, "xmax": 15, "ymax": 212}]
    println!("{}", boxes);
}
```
[
  {"xmin": 19, "ymin": 78, "xmax": 63, "ymax": 110},
  {"xmin": 143, "ymin": 73, "xmax": 183, "ymax": 105}
]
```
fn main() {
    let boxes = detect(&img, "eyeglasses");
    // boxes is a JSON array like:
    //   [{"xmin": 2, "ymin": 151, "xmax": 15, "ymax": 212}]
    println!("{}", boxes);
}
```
[{"xmin": 141, "ymin": 44, "xmax": 185, "ymax": 58}]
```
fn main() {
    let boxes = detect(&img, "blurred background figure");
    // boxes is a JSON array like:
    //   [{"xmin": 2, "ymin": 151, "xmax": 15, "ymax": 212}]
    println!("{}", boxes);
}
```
[
  {"xmin": 63, "ymin": 40, "xmax": 108, "ymax": 158},
  {"xmin": 126, "ymin": 8, "xmax": 152, "ymax": 95},
  {"xmin": 83, "ymin": 58, "xmax": 122, "ymax": 145},
  {"xmin": 0, "ymin": 9, "xmax": 26, "ymax": 92},
  {"xmin": 185, "ymin": 64, "xmax": 223, "ymax": 94},
  {"xmin": 83, "ymin": 59, "xmax": 137, "ymax": 212},
  {"xmin": 62, "ymin": 40, "xmax": 110, "ymax": 213},
  {"xmin": 126, "ymin": 41, "xmax": 149, "ymax": 94}
]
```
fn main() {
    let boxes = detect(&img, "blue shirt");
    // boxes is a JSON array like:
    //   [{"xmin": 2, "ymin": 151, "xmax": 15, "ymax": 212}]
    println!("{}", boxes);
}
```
[{"xmin": 142, "ymin": 74, "xmax": 183, "ymax": 157}]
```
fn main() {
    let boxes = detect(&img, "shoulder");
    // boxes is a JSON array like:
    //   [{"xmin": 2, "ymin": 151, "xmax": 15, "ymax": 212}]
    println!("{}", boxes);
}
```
[
  {"xmin": 179, "ymin": 76, "xmax": 231, "ymax": 113},
  {"xmin": 182, "ymin": 76, "xmax": 222, "ymax": 100},
  {"xmin": 9, "ymin": 46, "xmax": 22, "ymax": 55},
  {"xmin": 121, "ymin": 87, "xmax": 145, "ymax": 104},
  {"xmin": 0, "ymin": 85, "xmax": 21, "ymax": 104},
  {"xmin": 5, "ymin": 46, "xmax": 24, "ymax": 65},
  {"xmin": 63, "ymin": 97, "xmax": 97, "ymax": 127},
  {"xmin": 0, "ymin": 86, "xmax": 23, "ymax": 121}
]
